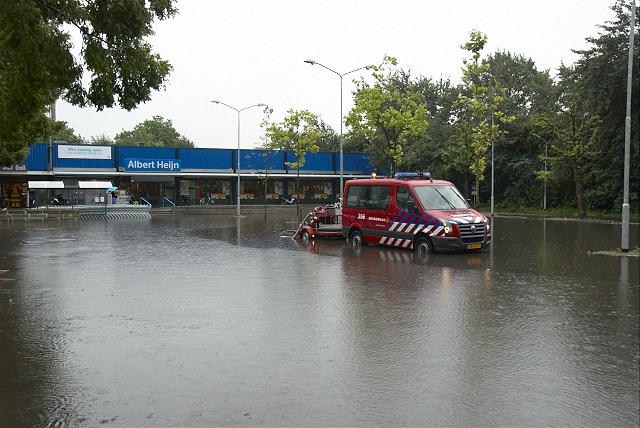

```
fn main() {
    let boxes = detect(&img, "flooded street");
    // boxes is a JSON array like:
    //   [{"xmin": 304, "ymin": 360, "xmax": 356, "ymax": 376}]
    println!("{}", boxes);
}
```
[{"xmin": 0, "ymin": 214, "xmax": 638, "ymax": 427}]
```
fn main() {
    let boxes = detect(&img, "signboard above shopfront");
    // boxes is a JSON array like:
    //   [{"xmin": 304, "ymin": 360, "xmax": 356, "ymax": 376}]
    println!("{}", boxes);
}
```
[
  {"xmin": 124, "ymin": 159, "xmax": 181, "ymax": 172},
  {"xmin": 1, "ymin": 163, "xmax": 28, "ymax": 172},
  {"xmin": 58, "ymin": 145, "xmax": 112, "ymax": 159}
]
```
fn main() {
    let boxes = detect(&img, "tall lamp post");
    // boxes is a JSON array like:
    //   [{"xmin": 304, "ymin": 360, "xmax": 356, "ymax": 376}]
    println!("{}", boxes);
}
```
[
  {"xmin": 621, "ymin": 1, "xmax": 635, "ymax": 253},
  {"xmin": 211, "ymin": 101, "xmax": 266, "ymax": 217},
  {"xmin": 533, "ymin": 134, "xmax": 548, "ymax": 211},
  {"xmin": 304, "ymin": 59, "xmax": 374, "ymax": 201}
]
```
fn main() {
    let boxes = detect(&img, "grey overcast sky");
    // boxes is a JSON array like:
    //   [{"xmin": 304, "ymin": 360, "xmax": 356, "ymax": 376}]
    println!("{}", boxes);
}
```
[{"xmin": 57, "ymin": 0, "xmax": 618, "ymax": 149}]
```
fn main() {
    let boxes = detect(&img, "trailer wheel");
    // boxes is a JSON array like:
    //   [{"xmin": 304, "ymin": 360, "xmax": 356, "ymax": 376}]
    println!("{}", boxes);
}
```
[{"xmin": 414, "ymin": 236, "xmax": 434, "ymax": 259}]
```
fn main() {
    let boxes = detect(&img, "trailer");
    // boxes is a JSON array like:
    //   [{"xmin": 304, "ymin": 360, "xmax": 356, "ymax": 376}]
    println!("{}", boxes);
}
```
[{"xmin": 292, "ymin": 205, "xmax": 343, "ymax": 240}]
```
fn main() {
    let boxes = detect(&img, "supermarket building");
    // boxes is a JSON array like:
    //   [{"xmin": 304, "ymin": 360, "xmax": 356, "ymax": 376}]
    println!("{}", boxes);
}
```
[{"xmin": 0, "ymin": 143, "xmax": 375, "ymax": 208}]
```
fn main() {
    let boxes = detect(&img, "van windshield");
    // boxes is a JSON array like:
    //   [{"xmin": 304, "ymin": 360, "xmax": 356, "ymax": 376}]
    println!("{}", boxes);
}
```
[{"xmin": 414, "ymin": 185, "xmax": 470, "ymax": 210}]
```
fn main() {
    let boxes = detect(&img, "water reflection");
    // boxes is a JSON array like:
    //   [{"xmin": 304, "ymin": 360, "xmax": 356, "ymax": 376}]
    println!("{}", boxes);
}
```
[{"xmin": 0, "ymin": 215, "xmax": 637, "ymax": 427}]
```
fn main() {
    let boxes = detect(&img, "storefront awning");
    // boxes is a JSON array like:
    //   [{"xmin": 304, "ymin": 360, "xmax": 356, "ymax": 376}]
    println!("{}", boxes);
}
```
[
  {"xmin": 28, "ymin": 181, "xmax": 65, "ymax": 189},
  {"xmin": 77, "ymin": 181, "xmax": 113, "ymax": 189}
]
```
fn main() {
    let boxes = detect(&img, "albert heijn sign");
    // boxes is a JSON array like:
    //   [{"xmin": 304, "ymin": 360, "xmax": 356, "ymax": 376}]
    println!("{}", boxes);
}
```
[{"xmin": 123, "ymin": 158, "xmax": 181, "ymax": 172}]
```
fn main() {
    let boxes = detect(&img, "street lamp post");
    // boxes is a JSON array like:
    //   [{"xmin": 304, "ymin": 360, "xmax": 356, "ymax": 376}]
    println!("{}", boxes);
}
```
[
  {"xmin": 533, "ymin": 134, "xmax": 548, "ymax": 211},
  {"xmin": 304, "ymin": 59, "xmax": 374, "ymax": 201},
  {"xmin": 490, "ymin": 111, "xmax": 494, "ymax": 217},
  {"xmin": 621, "ymin": 1, "xmax": 635, "ymax": 252},
  {"xmin": 211, "ymin": 101, "xmax": 266, "ymax": 217}
]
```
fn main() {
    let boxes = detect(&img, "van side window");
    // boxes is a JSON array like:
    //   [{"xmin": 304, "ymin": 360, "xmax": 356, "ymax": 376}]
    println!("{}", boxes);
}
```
[
  {"xmin": 396, "ymin": 186, "xmax": 413, "ymax": 210},
  {"xmin": 345, "ymin": 185, "xmax": 366, "ymax": 208},
  {"xmin": 345, "ymin": 185, "xmax": 390, "ymax": 210},
  {"xmin": 369, "ymin": 186, "xmax": 390, "ymax": 210}
]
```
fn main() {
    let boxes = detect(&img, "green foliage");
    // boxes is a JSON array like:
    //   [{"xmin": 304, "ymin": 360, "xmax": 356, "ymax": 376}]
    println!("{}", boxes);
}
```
[
  {"xmin": 265, "ymin": 109, "xmax": 321, "ymax": 217},
  {"xmin": 477, "ymin": 53, "xmax": 556, "ymax": 208},
  {"xmin": 309, "ymin": 118, "xmax": 339, "ymax": 152},
  {"xmin": 482, "ymin": 51, "xmax": 558, "ymax": 119},
  {"xmin": 346, "ymin": 55, "xmax": 428, "ymax": 175},
  {"xmin": 257, "ymin": 106, "xmax": 275, "ymax": 217},
  {"xmin": 114, "ymin": 116, "xmax": 194, "ymax": 148},
  {"xmin": 33, "ymin": 121, "xmax": 86, "ymax": 145},
  {"xmin": 447, "ymin": 31, "xmax": 514, "ymax": 205},
  {"xmin": 90, "ymin": 134, "xmax": 114, "ymax": 146},
  {"xmin": 570, "ymin": 0, "xmax": 639, "ymax": 212},
  {"xmin": 342, "ymin": 133, "xmax": 369, "ymax": 153},
  {"xmin": 265, "ymin": 109, "xmax": 321, "ymax": 170},
  {"xmin": 0, "ymin": 0, "xmax": 176, "ymax": 164},
  {"xmin": 50, "ymin": 122, "xmax": 87, "ymax": 145},
  {"xmin": 535, "ymin": 65, "xmax": 603, "ymax": 218}
]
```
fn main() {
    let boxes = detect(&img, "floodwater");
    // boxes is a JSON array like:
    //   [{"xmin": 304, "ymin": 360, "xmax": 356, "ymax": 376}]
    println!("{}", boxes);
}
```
[{"xmin": 0, "ymin": 213, "xmax": 638, "ymax": 427}]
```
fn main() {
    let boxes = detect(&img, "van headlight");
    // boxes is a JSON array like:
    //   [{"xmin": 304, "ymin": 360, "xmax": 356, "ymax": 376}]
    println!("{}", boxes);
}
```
[{"xmin": 441, "ymin": 220, "xmax": 460, "ymax": 238}]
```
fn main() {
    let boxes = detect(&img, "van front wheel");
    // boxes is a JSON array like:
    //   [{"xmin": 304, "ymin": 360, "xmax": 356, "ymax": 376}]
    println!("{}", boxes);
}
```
[
  {"xmin": 414, "ymin": 236, "xmax": 434, "ymax": 256},
  {"xmin": 350, "ymin": 230, "xmax": 364, "ymax": 248}
]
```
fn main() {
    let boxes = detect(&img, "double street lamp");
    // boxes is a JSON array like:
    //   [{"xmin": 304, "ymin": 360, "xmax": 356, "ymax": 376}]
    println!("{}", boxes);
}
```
[
  {"xmin": 304, "ymin": 59, "xmax": 374, "ymax": 201},
  {"xmin": 211, "ymin": 101, "xmax": 266, "ymax": 216}
]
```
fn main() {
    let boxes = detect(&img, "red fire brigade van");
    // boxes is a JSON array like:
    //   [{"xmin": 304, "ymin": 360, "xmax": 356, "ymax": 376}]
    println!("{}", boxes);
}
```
[{"xmin": 341, "ymin": 172, "xmax": 491, "ymax": 254}]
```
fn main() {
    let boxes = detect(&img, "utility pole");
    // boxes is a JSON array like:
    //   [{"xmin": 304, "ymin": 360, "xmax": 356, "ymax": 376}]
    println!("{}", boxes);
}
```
[{"xmin": 621, "ymin": 1, "xmax": 635, "ymax": 252}]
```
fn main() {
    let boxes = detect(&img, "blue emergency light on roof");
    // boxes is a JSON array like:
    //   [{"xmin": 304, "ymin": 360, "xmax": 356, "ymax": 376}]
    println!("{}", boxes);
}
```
[{"xmin": 394, "ymin": 172, "xmax": 432, "ymax": 181}]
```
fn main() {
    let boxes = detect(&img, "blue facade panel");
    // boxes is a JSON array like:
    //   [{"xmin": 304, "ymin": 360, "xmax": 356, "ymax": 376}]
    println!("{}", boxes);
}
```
[
  {"xmin": 24, "ymin": 143, "xmax": 49, "ymax": 171},
  {"xmin": 14, "ymin": 144, "xmax": 373, "ymax": 175},
  {"xmin": 344, "ymin": 152, "xmax": 374, "ymax": 174},
  {"xmin": 117, "ymin": 147, "xmax": 178, "ymax": 168},
  {"xmin": 300, "ymin": 152, "xmax": 333, "ymax": 171},
  {"xmin": 239, "ymin": 149, "xmax": 285, "ymax": 171},
  {"xmin": 179, "ymin": 148, "xmax": 233, "ymax": 170},
  {"xmin": 285, "ymin": 151, "xmax": 334, "ymax": 172}
]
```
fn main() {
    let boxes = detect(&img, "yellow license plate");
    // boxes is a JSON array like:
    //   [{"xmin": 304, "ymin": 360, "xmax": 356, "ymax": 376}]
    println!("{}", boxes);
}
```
[{"xmin": 467, "ymin": 243, "xmax": 482, "ymax": 250}]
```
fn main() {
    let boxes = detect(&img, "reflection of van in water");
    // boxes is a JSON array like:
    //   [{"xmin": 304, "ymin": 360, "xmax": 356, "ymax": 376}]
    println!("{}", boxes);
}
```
[{"xmin": 341, "ymin": 172, "xmax": 491, "ymax": 254}]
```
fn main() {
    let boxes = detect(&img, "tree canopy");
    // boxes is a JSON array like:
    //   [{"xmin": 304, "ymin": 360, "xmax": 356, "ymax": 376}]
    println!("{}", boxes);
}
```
[
  {"xmin": 113, "ymin": 116, "xmax": 193, "ymax": 148},
  {"xmin": 446, "ymin": 31, "xmax": 514, "ymax": 205},
  {"xmin": 346, "ymin": 56, "xmax": 428, "ymax": 175},
  {"xmin": 265, "ymin": 109, "xmax": 321, "ymax": 216},
  {"xmin": 265, "ymin": 109, "xmax": 321, "ymax": 170},
  {"xmin": 340, "ymin": 1, "xmax": 637, "ymax": 215},
  {"xmin": 0, "ymin": 0, "xmax": 176, "ymax": 165},
  {"xmin": 48, "ymin": 122, "xmax": 87, "ymax": 145}
]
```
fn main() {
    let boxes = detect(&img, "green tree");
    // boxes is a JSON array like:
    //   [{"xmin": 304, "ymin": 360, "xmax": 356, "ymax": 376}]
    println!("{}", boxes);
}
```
[
  {"xmin": 0, "ymin": 0, "xmax": 176, "ymax": 165},
  {"xmin": 483, "ymin": 51, "xmax": 557, "ymax": 119},
  {"xmin": 446, "ymin": 31, "xmax": 514, "ymax": 205},
  {"xmin": 346, "ymin": 56, "xmax": 428, "ymax": 175},
  {"xmin": 536, "ymin": 66, "xmax": 602, "ymax": 218},
  {"xmin": 571, "ymin": 0, "xmax": 639, "ymax": 211},
  {"xmin": 90, "ymin": 134, "xmax": 114, "ymax": 146},
  {"xmin": 480, "ymin": 51, "xmax": 557, "ymax": 210},
  {"xmin": 52, "ymin": 123, "xmax": 87, "ymax": 145},
  {"xmin": 265, "ymin": 109, "xmax": 321, "ymax": 217},
  {"xmin": 258, "ymin": 106, "xmax": 275, "ymax": 218},
  {"xmin": 410, "ymin": 76, "xmax": 461, "ymax": 178},
  {"xmin": 309, "ymin": 117, "xmax": 339, "ymax": 152},
  {"xmin": 114, "ymin": 116, "xmax": 194, "ymax": 148},
  {"xmin": 37, "ymin": 121, "xmax": 87, "ymax": 145}
]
